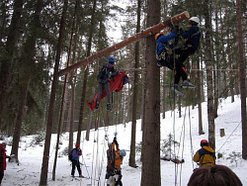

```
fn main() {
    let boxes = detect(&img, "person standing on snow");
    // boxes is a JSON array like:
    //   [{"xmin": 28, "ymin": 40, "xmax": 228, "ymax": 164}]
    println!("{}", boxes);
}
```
[
  {"xmin": 0, "ymin": 142, "xmax": 11, "ymax": 184},
  {"xmin": 193, "ymin": 139, "xmax": 216, "ymax": 168},
  {"xmin": 96, "ymin": 57, "xmax": 119, "ymax": 111},
  {"xmin": 70, "ymin": 144, "xmax": 83, "ymax": 178}
]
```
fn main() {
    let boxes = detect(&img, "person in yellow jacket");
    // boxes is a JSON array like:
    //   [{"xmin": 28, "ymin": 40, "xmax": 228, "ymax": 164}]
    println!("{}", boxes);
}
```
[{"xmin": 193, "ymin": 139, "xmax": 216, "ymax": 167}]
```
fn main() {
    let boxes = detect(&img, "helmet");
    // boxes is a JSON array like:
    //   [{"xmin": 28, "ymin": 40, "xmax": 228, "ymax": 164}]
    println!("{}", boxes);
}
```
[
  {"xmin": 189, "ymin": 17, "xmax": 200, "ymax": 24},
  {"xmin": 119, "ymin": 149, "xmax": 126, "ymax": 157},
  {"xmin": 75, "ymin": 144, "xmax": 80, "ymax": 148},
  {"xmin": 200, "ymin": 139, "xmax": 209, "ymax": 147},
  {"xmin": 109, "ymin": 57, "xmax": 115, "ymax": 64},
  {"xmin": 155, "ymin": 33, "xmax": 164, "ymax": 40}
]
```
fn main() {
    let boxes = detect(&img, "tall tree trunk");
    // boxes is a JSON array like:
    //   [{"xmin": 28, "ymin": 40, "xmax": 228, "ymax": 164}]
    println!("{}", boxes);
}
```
[
  {"xmin": 11, "ymin": 77, "xmax": 30, "ymax": 162},
  {"xmin": 197, "ymin": 60, "xmax": 203, "ymax": 134},
  {"xmin": 52, "ymin": 0, "xmax": 79, "ymax": 180},
  {"xmin": 11, "ymin": 0, "xmax": 43, "ymax": 162},
  {"xmin": 226, "ymin": 6, "xmax": 235, "ymax": 102},
  {"xmin": 236, "ymin": 0, "xmax": 247, "ymax": 159},
  {"xmin": 76, "ymin": 0, "xmax": 97, "ymax": 145},
  {"xmin": 129, "ymin": 0, "xmax": 141, "ymax": 168},
  {"xmin": 0, "ymin": 0, "xmax": 24, "ymax": 129},
  {"xmin": 69, "ymin": 78, "xmax": 76, "ymax": 151},
  {"xmin": 141, "ymin": 0, "xmax": 161, "ymax": 185},
  {"xmin": 204, "ymin": 0, "xmax": 215, "ymax": 149},
  {"xmin": 40, "ymin": 0, "xmax": 68, "ymax": 185}
]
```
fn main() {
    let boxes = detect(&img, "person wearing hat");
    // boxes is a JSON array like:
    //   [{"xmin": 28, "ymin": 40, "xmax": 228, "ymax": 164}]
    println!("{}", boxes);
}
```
[
  {"xmin": 106, "ymin": 137, "xmax": 126, "ymax": 186},
  {"xmin": 193, "ymin": 139, "xmax": 216, "ymax": 168},
  {"xmin": 172, "ymin": 16, "xmax": 201, "ymax": 93},
  {"xmin": 70, "ymin": 144, "xmax": 83, "ymax": 177},
  {"xmin": 96, "ymin": 57, "xmax": 119, "ymax": 111}
]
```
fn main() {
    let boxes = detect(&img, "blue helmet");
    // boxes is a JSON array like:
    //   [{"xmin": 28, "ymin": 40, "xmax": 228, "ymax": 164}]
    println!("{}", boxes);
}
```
[
  {"xmin": 109, "ymin": 57, "xmax": 115, "ymax": 64},
  {"xmin": 119, "ymin": 149, "xmax": 126, "ymax": 157}
]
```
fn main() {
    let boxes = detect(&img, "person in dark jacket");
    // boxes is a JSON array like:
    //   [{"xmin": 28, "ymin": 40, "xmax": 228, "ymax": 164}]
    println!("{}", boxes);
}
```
[
  {"xmin": 71, "ymin": 144, "xmax": 83, "ymax": 177},
  {"xmin": 172, "ymin": 16, "xmax": 201, "ymax": 93},
  {"xmin": 193, "ymin": 139, "xmax": 216, "ymax": 168},
  {"xmin": 96, "ymin": 57, "xmax": 119, "ymax": 111}
]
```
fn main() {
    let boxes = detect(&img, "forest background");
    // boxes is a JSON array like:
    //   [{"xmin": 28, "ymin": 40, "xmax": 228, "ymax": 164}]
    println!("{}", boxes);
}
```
[{"xmin": 0, "ymin": 0, "xmax": 247, "ymax": 185}]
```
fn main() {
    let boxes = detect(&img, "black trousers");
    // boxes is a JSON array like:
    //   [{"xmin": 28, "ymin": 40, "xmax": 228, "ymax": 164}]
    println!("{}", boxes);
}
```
[
  {"xmin": 97, "ymin": 81, "xmax": 111, "ymax": 104},
  {"xmin": 174, "ymin": 47, "xmax": 195, "ymax": 84},
  {"xmin": 158, "ymin": 53, "xmax": 187, "ymax": 85},
  {"xmin": 158, "ymin": 47, "xmax": 195, "ymax": 84},
  {"xmin": 0, "ymin": 171, "xmax": 4, "ymax": 184},
  {"xmin": 71, "ymin": 160, "xmax": 81, "ymax": 176}
]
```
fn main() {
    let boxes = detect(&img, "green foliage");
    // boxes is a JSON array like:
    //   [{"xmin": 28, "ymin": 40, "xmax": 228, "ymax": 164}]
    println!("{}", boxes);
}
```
[
  {"xmin": 30, "ymin": 131, "xmax": 45, "ymax": 146},
  {"xmin": 161, "ymin": 134, "xmax": 179, "ymax": 158}
]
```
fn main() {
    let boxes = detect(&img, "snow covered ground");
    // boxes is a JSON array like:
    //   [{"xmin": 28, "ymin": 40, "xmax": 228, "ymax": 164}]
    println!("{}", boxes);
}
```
[{"xmin": 2, "ymin": 95, "xmax": 247, "ymax": 186}]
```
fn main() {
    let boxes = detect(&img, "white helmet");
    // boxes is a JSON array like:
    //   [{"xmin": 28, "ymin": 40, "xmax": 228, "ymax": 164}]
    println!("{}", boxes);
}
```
[{"xmin": 189, "ymin": 17, "xmax": 200, "ymax": 24}]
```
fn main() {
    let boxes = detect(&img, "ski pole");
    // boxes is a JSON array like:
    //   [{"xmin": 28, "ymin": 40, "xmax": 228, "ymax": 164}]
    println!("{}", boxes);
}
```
[{"xmin": 82, "ymin": 156, "xmax": 90, "ymax": 178}]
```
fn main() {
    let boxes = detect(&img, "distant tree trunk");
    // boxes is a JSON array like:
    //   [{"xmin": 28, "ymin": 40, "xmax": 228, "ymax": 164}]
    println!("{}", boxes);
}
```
[
  {"xmin": 141, "ymin": 0, "xmax": 161, "ymax": 185},
  {"xmin": 40, "ymin": 0, "xmax": 68, "ymax": 185},
  {"xmin": 76, "ymin": 0, "xmax": 97, "ymax": 145},
  {"xmin": 204, "ymin": 0, "xmax": 215, "ymax": 149},
  {"xmin": 226, "ymin": 6, "xmax": 235, "ymax": 102},
  {"xmin": 69, "ymin": 78, "xmax": 76, "ymax": 151},
  {"xmin": 197, "ymin": 60, "xmax": 203, "ymax": 134},
  {"xmin": 52, "ymin": 0, "xmax": 79, "ymax": 180},
  {"xmin": 129, "ymin": 0, "xmax": 141, "ymax": 168},
  {"xmin": 11, "ymin": 78, "xmax": 30, "ymax": 162},
  {"xmin": 236, "ymin": 0, "xmax": 247, "ymax": 159},
  {"xmin": 0, "ymin": 0, "xmax": 24, "ymax": 129},
  {"xmin": 11, "ymin": 0, "xmax": 43, "ymax": 162}
]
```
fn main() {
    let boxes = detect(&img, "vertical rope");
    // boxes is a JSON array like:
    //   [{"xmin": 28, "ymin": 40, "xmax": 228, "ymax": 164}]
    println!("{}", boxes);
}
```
[
  {"xmin": 188, "ymin": 106, "xmax": 195, "ymax": 170},
  {"xmin": 171, "ymin": 50, "xmax": 177, "ymax": 186}
]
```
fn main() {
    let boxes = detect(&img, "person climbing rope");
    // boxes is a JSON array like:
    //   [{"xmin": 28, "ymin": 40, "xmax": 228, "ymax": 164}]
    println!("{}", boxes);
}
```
[
  {"xmin": 155, "ymin": 26, "xmax": 178, "ymax": 68},
  {"xmin": 96, "ymin": 57, "xmax": 119, "ymax": 111},
  {"xmin": 106, "ymin": 137, "xmax": 126, "ymax": 186},
  {"xmin": 155, "ymin": 25, "xmax": 190, "ymax": 96},
  {"xmin": 193, "ymin": 139, "xmax": 216, "ymax": 168},
  {"xmin": 172, "ymin": 16, "xmax": 201, "ymax": 94}
]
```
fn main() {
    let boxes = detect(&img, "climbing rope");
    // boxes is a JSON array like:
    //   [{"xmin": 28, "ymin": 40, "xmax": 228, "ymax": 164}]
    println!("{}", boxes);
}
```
[
  {"xmin": 216, "ymin": 121, "xmax": 241, "ymax": 153},
  {"xmin": 188, "ymin": 106, "xmax": 195, "ymax": 170}
]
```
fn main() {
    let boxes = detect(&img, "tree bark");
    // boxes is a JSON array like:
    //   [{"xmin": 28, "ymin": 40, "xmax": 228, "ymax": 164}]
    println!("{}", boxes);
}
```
[
  {"xmin": 0, "ymin": 0, "xmax": 24, "ymax": 129},
  {"xmin": 10, "ymin": 0, "xmax": 43, "ymax": 162},
  {"xmin": 76, "ymin": 0, "xmax": 97, "ymax": 145},
  {"xmin": 141, "ymin": 0, "xmax": 161, "ymax": 185},
  {"xmin": 129, "ymin": 0, "xmax": 141, "ymax": 168},
  {"xmin": 204, "ymin": 0, "xmax": 215, "ymax": 149},
  {"xmin": 52, "ymin": 0, "xmax": 79, "ymax": 180},
  {"xmin": 197, "ymin": 60, "xmax": 203, "ymax": 135},
  {"xmin": 40, "ymin": 0, "xmax": 68, "ymax": 185},
  {"xmin": 236, "ymin": 0, "xmax": 247, "ymax": 159}
]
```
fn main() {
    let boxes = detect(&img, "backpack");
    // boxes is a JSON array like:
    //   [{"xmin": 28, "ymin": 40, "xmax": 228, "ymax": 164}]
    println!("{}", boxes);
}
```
[
  {"xmin": 98, "ymin": 63, "xmax": 112, "ymax": 82},
  {"xmin": 68, "ymin": 150, "xmax": 73, "ymax": 161}
]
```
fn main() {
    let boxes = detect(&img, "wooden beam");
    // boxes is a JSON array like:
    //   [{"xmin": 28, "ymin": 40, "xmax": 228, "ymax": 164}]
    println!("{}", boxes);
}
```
[{"xmin": 57, "ymin": 11, "xmax": 190, "ymax": 76}]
